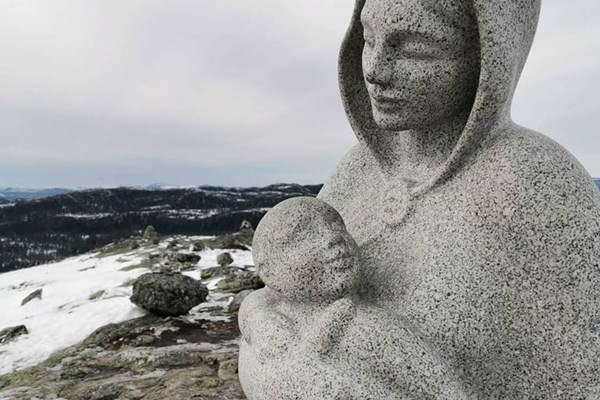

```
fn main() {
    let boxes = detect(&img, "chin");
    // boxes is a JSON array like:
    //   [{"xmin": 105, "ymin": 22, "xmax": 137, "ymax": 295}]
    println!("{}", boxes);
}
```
[
  {"xmin": 372, "ymin": 108, "xmax": 448, "ymax": 131},
  {"xmin": 372, "ymin": 110, "xmax": 417, "ymax": 131}
]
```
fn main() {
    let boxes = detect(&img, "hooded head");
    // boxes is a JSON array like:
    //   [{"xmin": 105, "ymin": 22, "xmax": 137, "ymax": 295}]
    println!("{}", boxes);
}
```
[{"xmin": 339, "ymin": 0, "xmax": 541, "ymax": 194}]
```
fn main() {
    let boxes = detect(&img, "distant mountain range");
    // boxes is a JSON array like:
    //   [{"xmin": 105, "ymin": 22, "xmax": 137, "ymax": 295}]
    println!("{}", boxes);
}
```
[
  {"xmin": 0, "ymin": 184, "xmax": 322, "ymax": 272},
  {"xmin": 0, "ymin": 188, "xmax": 72, "ymax": 202}
]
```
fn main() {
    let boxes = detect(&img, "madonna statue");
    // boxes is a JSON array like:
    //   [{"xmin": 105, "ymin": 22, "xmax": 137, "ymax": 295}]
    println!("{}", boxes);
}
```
[{"xmin": 239, "ymin": 0, "xmax": 600, "ymax": 398}]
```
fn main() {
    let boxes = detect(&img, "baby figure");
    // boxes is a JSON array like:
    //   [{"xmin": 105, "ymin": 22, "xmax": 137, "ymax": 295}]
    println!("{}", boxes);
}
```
[
  {"xmin": 247, "ymin": 196, "xmax": 361, "ymax": 357},
  {"xmin": 239, "ymin": 197, "xmax": 470, "ymax": 400},
  {"xmin": 253, "ymin": 196, "xmax": 360, "ymax": 304}
]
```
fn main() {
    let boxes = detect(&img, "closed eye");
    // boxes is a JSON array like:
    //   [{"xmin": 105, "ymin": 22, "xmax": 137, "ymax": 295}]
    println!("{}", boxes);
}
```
[
  {"xmin": 403, "ymin": 38, "xmax": 443, "ymax": 58},
  {"xmin": 386, "ymin": 32, "xmax": 448, "ymax": 59}
]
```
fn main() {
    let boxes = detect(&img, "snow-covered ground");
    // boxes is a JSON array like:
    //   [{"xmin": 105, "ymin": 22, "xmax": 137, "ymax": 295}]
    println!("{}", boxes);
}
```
[{"xmin": 0, "ymin": 238, "xmax": 253, "ymax": 375}]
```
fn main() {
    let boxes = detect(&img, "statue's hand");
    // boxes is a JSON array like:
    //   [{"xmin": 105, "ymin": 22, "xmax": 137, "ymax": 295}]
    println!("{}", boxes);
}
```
[
  {"xmin": 301, "ymin": 297, "xmax": 356, "ymax": 355},
  {"xmin": 238, "ymin": 290, "xmax": 402, "ymax": 400}
]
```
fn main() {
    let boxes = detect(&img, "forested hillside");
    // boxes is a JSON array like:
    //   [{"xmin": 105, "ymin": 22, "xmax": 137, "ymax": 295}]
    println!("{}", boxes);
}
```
[{"xmin": 0, "ymin": 184, "xmax": 321, "ymax": 272}]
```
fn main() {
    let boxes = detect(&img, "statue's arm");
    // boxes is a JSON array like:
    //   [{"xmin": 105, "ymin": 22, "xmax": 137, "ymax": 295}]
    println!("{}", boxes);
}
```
[
  {"xmin": 300, "ymin": 298, "xmax": 356, "ymax": 355},
  {"xmin": 474, "ymin": 129, "xmax": 600, "ymax": 392},
  {"xmin": 239, "ymin": 288, "xmax": 297, "ymax": 362}
]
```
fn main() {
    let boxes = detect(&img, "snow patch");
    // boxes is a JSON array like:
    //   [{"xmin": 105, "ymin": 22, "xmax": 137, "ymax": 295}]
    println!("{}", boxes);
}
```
[
  {"xmin": 0, "ymin": 253, "xmax": 150, "ymax": 374},
  {"xmin": 0, "ymin": 239, "xmax": 255, "ymax": 374}
]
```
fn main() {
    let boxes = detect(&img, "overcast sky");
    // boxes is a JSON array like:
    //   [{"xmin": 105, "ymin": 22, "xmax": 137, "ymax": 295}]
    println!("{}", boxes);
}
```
[{"xmin": 0, "ymin": 1, "xmax": 598, "ymax": 188}]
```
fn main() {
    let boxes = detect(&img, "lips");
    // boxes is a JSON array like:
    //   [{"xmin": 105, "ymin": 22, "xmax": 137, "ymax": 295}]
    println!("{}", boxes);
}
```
[{"xmin": 370, "ymin": 94, "xmax": 403, "ymax": 111}]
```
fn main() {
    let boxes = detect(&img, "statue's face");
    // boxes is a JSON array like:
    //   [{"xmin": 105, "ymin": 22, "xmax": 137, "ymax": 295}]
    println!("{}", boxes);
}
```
[
  {"xmin": 257, "ymin": 215, "xmax": 360, "ymax": 302},
  {"xmin": 291, "ymin": 223, "xmax": 360, "ymax": 301},
  {"xmin": 361, "ymin": 0, "xmax": 480, "ymax": 131}
]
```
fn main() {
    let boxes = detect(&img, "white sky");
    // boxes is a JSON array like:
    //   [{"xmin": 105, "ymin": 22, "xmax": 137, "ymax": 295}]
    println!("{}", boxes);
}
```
[{"xmin": 0, "ymin": 0, "xmax": 598, "ymax": 188}]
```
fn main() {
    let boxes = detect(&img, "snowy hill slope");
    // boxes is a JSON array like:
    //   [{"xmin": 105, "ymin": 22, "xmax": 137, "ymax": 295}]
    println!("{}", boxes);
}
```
[{"xmin": 0, "ymin": 234, "xmax": 253, "ymax": 376}]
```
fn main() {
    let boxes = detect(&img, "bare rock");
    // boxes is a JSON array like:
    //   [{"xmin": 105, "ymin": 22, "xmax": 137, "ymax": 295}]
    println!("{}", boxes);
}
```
[
  {"xmin": 21, "ymin": 289, "xmax": 42, "ymax": 306},
  {"xmin": 217, "ymin": 252, "xmax": 234, "ymax": 267},
  {"xmin": 0, "ymin": 325, "xmax": 28, "ymax": 345},
  {"xmin": 192, "ymin": 241, "xmax": 206, "ymax": 252},
  {"xmin": 130, "ymin": 273, "xmax": 208, "ymax": 316},
  {"xmin": 170, "ymin": 253, "xmax": 201, "ymax": 265},
  {"xmin": 216, "ymin": 271, "xmax": 264, "ymax": 294},
  {"xmin": 143, "ymin": 225, "xmax": 159, "ymax": 241},
  {"xmin": 200, "ymin": 266, "xmax": 242, "ymax": 280}
]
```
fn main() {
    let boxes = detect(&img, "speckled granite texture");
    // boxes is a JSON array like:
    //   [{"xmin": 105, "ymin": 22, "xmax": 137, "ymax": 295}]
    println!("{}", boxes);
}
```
[
  {"xmin": 242, "ymin": 197, "xmax": 470, "ymax": 399},
  {"xmin": 239, "ymin": 0, "xmax": 600, "ymax": 398}
]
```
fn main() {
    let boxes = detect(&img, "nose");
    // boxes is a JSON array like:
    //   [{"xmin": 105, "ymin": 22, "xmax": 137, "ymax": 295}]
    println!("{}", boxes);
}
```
[{"xmin": 363, "ymin": 45, "xmax": 393, "ymax": 87}]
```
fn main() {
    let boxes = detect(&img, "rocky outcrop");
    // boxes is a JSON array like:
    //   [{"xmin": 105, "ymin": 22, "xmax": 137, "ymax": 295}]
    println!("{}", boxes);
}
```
[
  {"xmin": 216, "ymin": 271, "xmax": 264, "ymax": 293},
  {"xmin": 239, "ymin": 220, "xmax": 253, "ymax": 232},
  {"xmin": 204, "ymin": 234, "xmax": 251, "ymax": 251},
  {"xmin": 0, "ymin": 325, "xmax": 28, "ymax": 345},
  {"xmin": 169, "ymin": 252, "xmax": 201, "ymax": 265},
  {"xmin": 21, "ymin": 289, "xmax": 42, "ymax": 306},
  {"xmin": 0, "ymin": 314, "xmax": 246, "ymax": 400},
  {"xmin": 200, "ymin": 266, "xmax": 242, "ymax": 280},
  {"xmin": 130, "ymin": 273, "xmax": 208, "ymax": 316},
  {"xmin": 238, "ymin": 220, "xmax": 254, "ymax": 246},
  {"xmin": 143, "ymin": 225, "xmax": 160, "ymax": 244},
  {"xmin": 0, "ymin": 232, "xmax": 262, "ymax": 399}
]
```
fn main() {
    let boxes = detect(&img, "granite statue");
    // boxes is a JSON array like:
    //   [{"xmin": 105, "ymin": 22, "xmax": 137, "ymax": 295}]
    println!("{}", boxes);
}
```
[
  {"xmin": 241, "ymin": 197, "xmax": 470, "ymax": 399},
  {"xmin": 239, "ymin": 0, "xmax": 600, "ymax": 398}
]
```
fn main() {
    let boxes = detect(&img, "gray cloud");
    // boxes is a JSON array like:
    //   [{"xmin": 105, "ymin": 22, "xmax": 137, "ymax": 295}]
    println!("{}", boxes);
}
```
[{"xmin": 0, "ymin": 0, "xmax": 598, "ymax": 188}]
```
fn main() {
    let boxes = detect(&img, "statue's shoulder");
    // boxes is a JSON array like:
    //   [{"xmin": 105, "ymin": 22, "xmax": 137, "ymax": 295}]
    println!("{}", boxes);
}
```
[
  {"xmin": 472, "ymin": 123, "xmax": 599, "ymax": 218},
  {"xmin": 318, "ymin": 143, "xmax": 373, "ymax": 206},
  {"xmin": 476, "ymin": 124, "xmax": 596, "ymax": 194}
]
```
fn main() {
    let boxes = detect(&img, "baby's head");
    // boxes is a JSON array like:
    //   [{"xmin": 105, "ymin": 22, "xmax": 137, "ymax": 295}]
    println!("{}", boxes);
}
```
[{"xmin": 253, "ymin": 197, "xmax": 360, "ymax": 302}]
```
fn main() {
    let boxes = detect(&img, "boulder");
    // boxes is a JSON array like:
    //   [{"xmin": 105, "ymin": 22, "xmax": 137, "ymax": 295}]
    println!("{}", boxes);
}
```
[
  {"xmin": 0, "ymin": 325, "xmax": 28, "ymax": 344},
  {"xmin": 192, "ymin": 241, "xmax": 206, "ymax": 252},
  {"xmin": 171, "ymin": 253, "xmax": 201, "ymax": 265},
  {"xmin": 238, "ymin": 220, "xmax": 254, "ymax": 246},
  {"xmin": 21, "ymin": 289, "xmax": 42, "ymax": 306},
  {"xmin": 130, "ymin": 273, "xmax": 208, "ymax": 317},
  {"xmin": 216, "ymin": 271, "xmax": 264, "ymax": 293},
  {"xmin": 217, "ymin": 252, "xmax": 234, "ymax": 267},
  {"xmin": 239, "ymin": 220, "xmax": 254, "ymax": 233},
  {"xmin": 142, "ymin": 225, "xmax": 159, "ymax": 241}
]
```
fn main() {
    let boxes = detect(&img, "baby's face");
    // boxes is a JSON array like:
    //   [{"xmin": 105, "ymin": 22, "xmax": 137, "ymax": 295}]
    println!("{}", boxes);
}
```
[
  {"xmin": 273, "ymin": 218, "xmax": 360, "ymax": 302},
  {"xmin": 311, "ymin": 222, "xmax": 360, "ymax": 281},
  {"xmin": 254, "ymin": 197, "xmax": 361, "ymax": 302}
]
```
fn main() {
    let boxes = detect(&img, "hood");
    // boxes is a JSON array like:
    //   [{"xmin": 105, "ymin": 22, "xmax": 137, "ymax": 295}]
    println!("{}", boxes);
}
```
[{"xmin": 339, "ymin": 0, "xmax": 541, "ymax": 197}]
